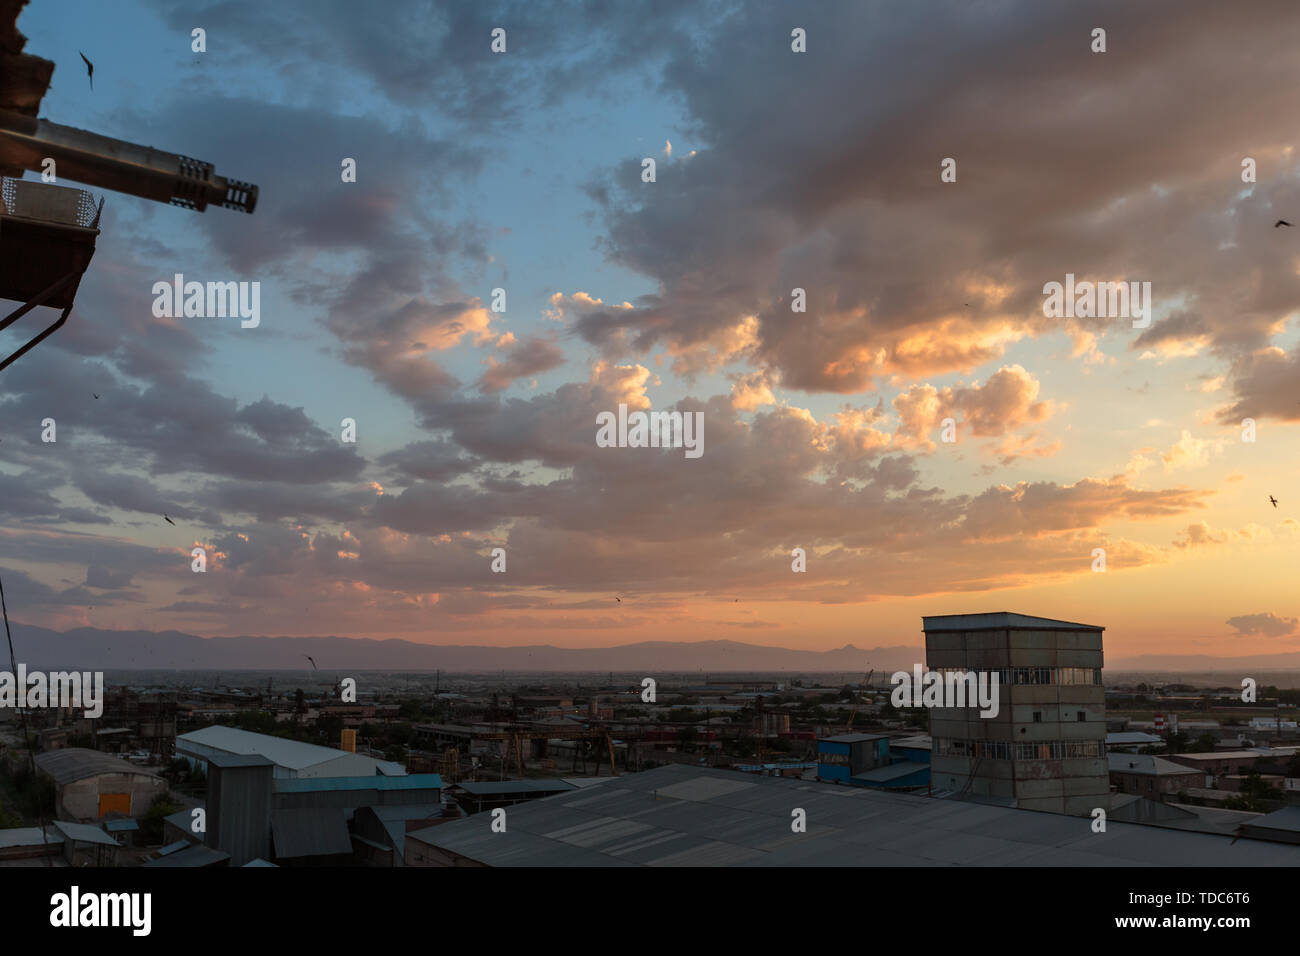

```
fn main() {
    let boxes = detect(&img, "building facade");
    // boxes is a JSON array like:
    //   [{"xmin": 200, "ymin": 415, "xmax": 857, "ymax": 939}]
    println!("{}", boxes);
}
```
[{"xmin": 924, "ymin": 612, "xmax": 1108, "ymax": 815}]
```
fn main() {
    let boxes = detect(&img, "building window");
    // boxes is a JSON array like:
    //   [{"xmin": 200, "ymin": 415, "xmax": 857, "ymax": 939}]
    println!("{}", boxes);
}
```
[
  {"xmin": 1032, "ymin": 711, "xmax": 1042, "ymax": 723},
  {"xmin": 1077, "ymin": 711, "xmax": 1086, "ymax": 722}
]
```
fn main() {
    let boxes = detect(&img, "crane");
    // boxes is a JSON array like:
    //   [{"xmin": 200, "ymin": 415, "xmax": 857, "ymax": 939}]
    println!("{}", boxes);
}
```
[{"xmin": 843, "ymin": 668, "xmax": 874, "ymax": 733}]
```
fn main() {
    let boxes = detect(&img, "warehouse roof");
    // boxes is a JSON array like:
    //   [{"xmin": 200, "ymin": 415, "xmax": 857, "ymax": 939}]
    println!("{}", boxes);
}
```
[
  {"xmin": 178, "ymin": 725, "xmax": 375, "ymax": 771},
  {"xmin": 850, "ymin": 762, "xmax": 930, "ymax": 784},
  {"xmin": 273, "ymin": 773, "xmax": 442, "ymax": 794},
  {"xmin": 922, "ymin": 612, "xmax": 1103, "ymax": 632},
  {"xmin": 457, "ymin": 780, "xmax": 577, "ymax": 796},
  {"xmin": 1106, "ymin": 732, "xmax": 1163, "ymax": 746},
  {"xmin": 34, "ymin": 748, "xmax": 161, "ymax": 785},
  {"xmin": 819, "ymin": 733, "xmax": 886, "ymax": 744},
  {"xmin": 1240, "ymin": 806, "xmax": 1300, "ymax": 835},
  {"xmin": 407, "ymin": 764, "xmax": 1300, "ymax": 866},
  {"xmin": 1108, "ymin": 755, "xmax": 1201, "ymax": 776},
  {"xmin": 1167, "ymin": 751, "xmax": 1261, "ymax": 762}
]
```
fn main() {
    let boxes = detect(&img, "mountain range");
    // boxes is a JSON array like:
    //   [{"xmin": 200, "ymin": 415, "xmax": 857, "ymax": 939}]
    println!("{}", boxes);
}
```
[{"xmin": 5, "ymin": 623, "xmax": 1300, "ymax": 673}]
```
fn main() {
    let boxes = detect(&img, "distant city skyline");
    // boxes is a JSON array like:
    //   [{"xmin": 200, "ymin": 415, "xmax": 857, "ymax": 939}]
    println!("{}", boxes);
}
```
[{"xmin": 3, "ymin": 0, "xmax": 1300, "ymax": 661}]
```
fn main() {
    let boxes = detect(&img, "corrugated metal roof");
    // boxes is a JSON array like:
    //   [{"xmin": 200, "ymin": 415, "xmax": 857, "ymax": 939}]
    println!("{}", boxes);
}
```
[
  {"xmin": 178, "ymin": 725, "xmax": 376, "ymax": 771},
  {"xmin": 922, "ymin": 612, "xmax": 1103, "ymax": 632},
  {"xmin": 457, "ymin": 780, "xmax": 576, "ymax": 796},
  {"xmin": 273, "ymin": 773, "xmax": 442, "ymax": 793},
  {"xmin": 35, "ymin": 748, "xmax": 161, "ymax": 785},
  {"xmin": 155, "ymin": 840, "xmax": 191, "ymax": 856},
  {"xmin": 101, "ymin": 818, "xmax": 138, "ymax": 832},
  {"xmin": 205, "ymin": 752, "xmax": 275, "ymax": 769},
  {"xmin": 141, "ymin": 845, "xmax": 230, "ymax": 867},
  {"xmin": 1108, "ymin": 754, "xmax": 1200, "ymax": 776},
  {"xmin": 850, "ymin": 762, "xmax": 929, "ymax": 783},
  {"xmin": 407, "ymin": 764, "xmax": 1300, "ymax": 866},
  {"xmin": 819, "ymin": 733, "xmax": 886, "ymax": 744},
  {"xmin": 51, "ymin": 820, "xmax": 119, "ymax": 846},
  {"xmin": 270, "ymin": 807, "xmax": 352, "ymax": 858},
  {"xmin": 1107, "ymin": 732, "xmax": 1163, "ymax": 745},
  {"xmin": 1243, "ymin": 806, "xmax": 1300, "ymax": 834},
  {"xmin": 0, "ymin": 826, "xmax": 63, "ymax": 849}
]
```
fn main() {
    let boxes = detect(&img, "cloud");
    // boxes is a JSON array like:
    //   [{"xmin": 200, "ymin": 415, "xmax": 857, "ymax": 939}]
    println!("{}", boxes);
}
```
[
  {"xmin": 479, "ymin": 336, "xmax": 567, "ymax": 392},
  {"xmin": 1226, "ymin": 612, "xmax": 1298, "ymax": 637}
]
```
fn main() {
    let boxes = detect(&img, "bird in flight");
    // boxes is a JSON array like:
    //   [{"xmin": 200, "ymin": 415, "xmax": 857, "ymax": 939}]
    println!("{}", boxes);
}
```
[
  {"xmin": 92, "ymin": 393, "xmax": 99, "ymax": 399},
  {"xmin": 79, "ymin": 52, "xmax": 94, "ymax": 90},
  {"xmin": 1269, "ymin": 496, "xmax": 1279, "ymax": 508},
  {"xmin": 614, "ymin": 596, "xmax": 621, "ymax": 603},
  {"xmin": 163, "ymin": 514, "xmax": 175, "ymax": 526},
  {"xmin": 1275, "ymin": 219, "xmax": 1292, "ymax": 228},
  {"xmin": 305, "ymin": 655, "xmax": 317, "ymax": 670}
]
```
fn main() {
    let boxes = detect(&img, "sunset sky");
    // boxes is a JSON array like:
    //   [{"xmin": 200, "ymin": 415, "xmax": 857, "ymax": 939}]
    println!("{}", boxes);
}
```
[{"xmin": 3, "ymin": 0, "xmax": 1300, "ymax": 661}]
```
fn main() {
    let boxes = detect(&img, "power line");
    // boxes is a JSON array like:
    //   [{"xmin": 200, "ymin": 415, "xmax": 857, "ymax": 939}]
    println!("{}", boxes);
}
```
[{"xmin": 0, "ymin": 570, "xmax": 51, "ymax": 864}]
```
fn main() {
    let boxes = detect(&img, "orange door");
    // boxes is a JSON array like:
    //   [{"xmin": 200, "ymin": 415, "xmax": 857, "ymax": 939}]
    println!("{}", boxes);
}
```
[{"xmin": 98, "ymin": 793, "xmax": 130, "ymax": 817}]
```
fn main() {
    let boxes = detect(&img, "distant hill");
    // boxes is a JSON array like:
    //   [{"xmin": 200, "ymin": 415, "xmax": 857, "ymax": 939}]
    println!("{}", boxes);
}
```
[
  {"xmin": 8, "ymin": 622, "xmax": 1298, "ymax": 673},
  {"xmin": 5, "ymin": 622, "xmax": 918, "ymax": 673}
]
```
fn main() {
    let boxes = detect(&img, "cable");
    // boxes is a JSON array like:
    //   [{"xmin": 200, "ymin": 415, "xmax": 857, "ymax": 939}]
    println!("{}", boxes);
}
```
[{"xmin": 0, "ymin": 569, "xmax": 51, "ymax": 864}]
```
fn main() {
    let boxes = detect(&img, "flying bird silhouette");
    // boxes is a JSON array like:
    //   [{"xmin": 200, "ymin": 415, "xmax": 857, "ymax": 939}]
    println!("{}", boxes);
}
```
[
  {"xmin": 305, "ymin": 655, "xmax": 317, "ymax": 670},
  {"xmin": 1269, "ymin": 495, "xmax": 1278, "ymax": 508},
  {"xmin": 615, "ymin": 597, "xmax": 621, "ymax": 603},
  {"xmin": 1275, "ymin": 219, "xmax": 1292, "ymax": 228},
  {"xmin": 92, "ymin": 393, "xmax": 99, "ymax": 400},
  {"xmin": 79, "ymin": 51, "xmax": 93, "ymax": 90},
  {"xmin": 163, "ymin": 514, "xmax": 175, "ymax": 526}
]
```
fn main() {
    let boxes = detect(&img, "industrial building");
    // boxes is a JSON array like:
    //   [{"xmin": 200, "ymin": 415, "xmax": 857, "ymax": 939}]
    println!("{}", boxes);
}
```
[
  {"xmin": 816, "ymin": 733, "xmax": 889, "ymax": 784},
  {"xmin": 924, "ymin": 612, "xmax": 1109, "ymax": 814},
  {"xmin": 176, "ymin": 725, "xmax": 405, "ymax": 778},
  {"xmin": 815, "ymin": 733, "xmax": 929, "ymax": 791},
  {"xmin": 403, "ymin": 764, "xmax": 1300, "ymax": 866},
  {"xmin": 34, "ymin": 748, "xmax": 168, "ymax": 821},
  {"xmin": 1108, "ymin": 753, "xmax": 1202, "ymax": 797},
  {"xmin": 1163, "ymin": 751, "xmax": 1263, "ymax": 784}
]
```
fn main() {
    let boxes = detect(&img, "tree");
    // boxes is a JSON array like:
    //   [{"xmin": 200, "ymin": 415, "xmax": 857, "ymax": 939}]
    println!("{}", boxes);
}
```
[
  {"xmin": 139, "ymin": 793, "xmax": 182, "ymax": 845},
  {"xmin": 1191, "ymin": 734, "xmax": 1216, "ymax": 753},
  {"xmin": 0, "ymin": 799, "xmax": 21, "ymax": 829}
]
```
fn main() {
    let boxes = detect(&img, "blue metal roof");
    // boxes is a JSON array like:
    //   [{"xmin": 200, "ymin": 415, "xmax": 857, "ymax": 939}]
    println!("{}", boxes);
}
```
[
  {"xmin": 102, "ymin": 818, "xmax": 139, "ymax": 832},
  {"xmin": 273, "ymin": 772, "xmax": 442, "ymax": 793}
]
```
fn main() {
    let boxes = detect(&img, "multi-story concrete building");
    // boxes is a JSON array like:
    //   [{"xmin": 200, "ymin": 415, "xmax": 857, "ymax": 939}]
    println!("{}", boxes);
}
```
[{"xmin": 925, "ymin": 612, "xmax": 1108, "ymax": 815}]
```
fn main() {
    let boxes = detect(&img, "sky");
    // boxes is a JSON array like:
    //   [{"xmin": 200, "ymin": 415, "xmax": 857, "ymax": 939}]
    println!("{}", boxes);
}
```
[{"xmin": 2, "ymin": 0, "xmax": 1299, "ymax": 660}]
